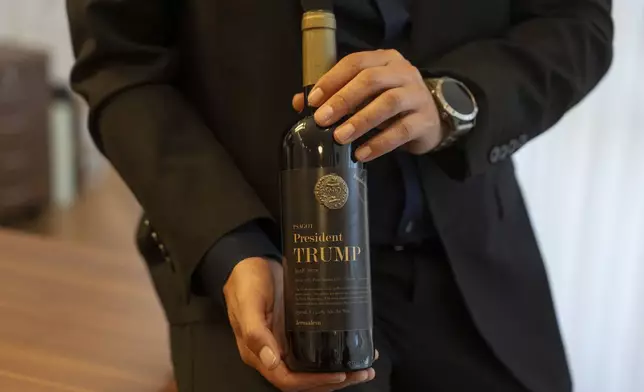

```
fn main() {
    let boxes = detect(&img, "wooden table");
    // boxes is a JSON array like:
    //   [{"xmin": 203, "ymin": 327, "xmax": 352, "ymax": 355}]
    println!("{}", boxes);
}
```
[{"xmin": 0, "ymin": 229, "xmax": 174, "ymax": 392}]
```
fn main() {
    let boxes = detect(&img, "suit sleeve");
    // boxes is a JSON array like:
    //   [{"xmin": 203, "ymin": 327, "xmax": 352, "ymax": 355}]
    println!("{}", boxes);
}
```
[
  {"xmin": 66, "ymin": 0, "xmax": 278, "ymax": 296},
  {"xmin": 421, "ymin": 0, "xmax": 614, "ymax": 179}
]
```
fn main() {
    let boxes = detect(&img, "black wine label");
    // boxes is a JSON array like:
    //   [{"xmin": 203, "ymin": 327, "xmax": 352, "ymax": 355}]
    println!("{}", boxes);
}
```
[{"xmin": 281, "ymin": 167, "xmax": 372, "ymax": 332}]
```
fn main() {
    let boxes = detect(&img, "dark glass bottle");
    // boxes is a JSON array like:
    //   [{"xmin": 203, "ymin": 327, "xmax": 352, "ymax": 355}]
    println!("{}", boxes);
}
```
[{"xmin": 280, "ymin": 9, "xmax": 374, "ymax": 372}]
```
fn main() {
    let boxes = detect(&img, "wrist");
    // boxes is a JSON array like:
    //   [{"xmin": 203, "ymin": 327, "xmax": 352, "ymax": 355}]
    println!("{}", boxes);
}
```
[
  {"xmin": 223, "ymin": 256, "xmax": 282, "ymax": 302},
  {"xmin": 226, "ymin": 256, "xmax": 281, "ymax": 284},
  {"xmin": 424, "ymin": 77, "xmax": 478, "ymax": 151}
]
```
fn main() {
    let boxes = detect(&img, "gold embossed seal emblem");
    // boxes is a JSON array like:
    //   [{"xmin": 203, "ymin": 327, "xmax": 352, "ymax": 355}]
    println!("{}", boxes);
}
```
[{"xmin": 314, "ymin": 173, "xmax": 349, "ymax": 210}]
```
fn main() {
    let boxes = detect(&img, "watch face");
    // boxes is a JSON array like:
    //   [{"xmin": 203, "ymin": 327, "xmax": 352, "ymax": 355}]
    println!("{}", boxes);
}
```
[{"xmin": 442, "ymin": 80, "xmax": 475, "ymax": 116}]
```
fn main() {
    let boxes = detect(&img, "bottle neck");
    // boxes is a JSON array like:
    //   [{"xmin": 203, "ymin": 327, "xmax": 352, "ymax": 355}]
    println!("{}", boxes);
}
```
[{"xmin": 302, "ymin": 10, "xmax": 337, "ymax": 112}]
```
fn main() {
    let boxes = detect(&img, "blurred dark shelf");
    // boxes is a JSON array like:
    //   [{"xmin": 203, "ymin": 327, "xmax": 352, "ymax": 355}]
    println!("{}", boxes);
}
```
[{"xmin": 0, "ymin": 44, "xmax": 51, "ymax": 223}]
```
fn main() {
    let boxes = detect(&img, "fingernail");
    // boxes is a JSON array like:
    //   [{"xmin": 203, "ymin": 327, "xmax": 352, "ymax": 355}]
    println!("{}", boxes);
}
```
[
  {"xmin": 355, "ymin": 146, "xmax": 372, "ymax": 161},
  {"xmin": 335, "ymin": 123, "xmax": 355, "ymax": 143},
  {"xmin": 368, "ymin": 368, "xmax": 376, "ymax": 381},
  {"xmin": 259, "ymin": 346, "xmax": 278, "ymax": 369},
  {"xmin": 308, "ymin": 87, "xmax": 324, "ymax": 107},
  {"xmin": 375, "ymin": 349, "xmax": 380, "ymax": 361},
  {"xmin": 315, "ymin": 105, "xmax": 334, "ymax": 125},
  {"xmin": 333, "ymin": 374, "xmax": 348, "ymax": 383}
]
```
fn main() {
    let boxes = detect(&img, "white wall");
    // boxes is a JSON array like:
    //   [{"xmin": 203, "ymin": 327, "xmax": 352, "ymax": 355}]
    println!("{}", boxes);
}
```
[{"xmin": 1, "ymin": 1, "xmax": 642, "ymax": 391}]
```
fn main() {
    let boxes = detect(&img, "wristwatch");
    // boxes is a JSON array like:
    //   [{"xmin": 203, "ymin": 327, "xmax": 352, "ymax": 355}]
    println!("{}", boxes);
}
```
[{"xmin": 425, "ymin": 77, "xmax": 478, "ymax": 151}]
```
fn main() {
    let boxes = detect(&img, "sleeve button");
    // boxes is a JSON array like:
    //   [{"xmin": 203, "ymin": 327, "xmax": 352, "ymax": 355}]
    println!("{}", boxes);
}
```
[
  {"xmin": 500, "ymin": 144, "xmax": 512, "ymax": 160},
  {"xmin": 489, "ymin": 146, "xmax": 501, "ymax": 163},
  {"xmin": 509, "ymin": 139, "xmax": 521, "ymax": 153}
]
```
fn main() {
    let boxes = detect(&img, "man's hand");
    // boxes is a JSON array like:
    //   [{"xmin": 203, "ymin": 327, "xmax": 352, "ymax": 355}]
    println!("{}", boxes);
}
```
[
  {"xmin": 293, "ymin": 49, "xmax": 443, "ymax": 161},
  {"xmin": 223, "ymin": 257, "xmax": 375, "ymax": 391}
]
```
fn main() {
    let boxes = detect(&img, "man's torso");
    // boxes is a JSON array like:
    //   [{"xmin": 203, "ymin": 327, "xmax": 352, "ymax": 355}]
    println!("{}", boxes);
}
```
[{"xmin": 167, "ymin": 1, "xmax": 571, "ymax": 391}]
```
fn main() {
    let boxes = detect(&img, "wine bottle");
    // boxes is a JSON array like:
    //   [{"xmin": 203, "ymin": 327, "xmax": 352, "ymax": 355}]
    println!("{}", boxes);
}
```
[{"xmin": 280, "ymin": 6, "xmax": 374, "ymax": 373}]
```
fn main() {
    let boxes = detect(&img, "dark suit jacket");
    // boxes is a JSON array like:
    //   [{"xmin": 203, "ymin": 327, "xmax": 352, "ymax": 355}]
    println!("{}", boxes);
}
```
[{"xmin": 66, "ymin": 1, "xmax": 613, "ymax": 391}]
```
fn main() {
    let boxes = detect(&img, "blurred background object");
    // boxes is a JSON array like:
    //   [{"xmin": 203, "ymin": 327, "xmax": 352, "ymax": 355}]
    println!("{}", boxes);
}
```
[
  {"xmin": 0, "ymin": 45, "xmax": 51, "ymax": 224},
  {"xmin": 0, "ymin": 0, "xmax": 642, "ymax": 392},
  {"xmin": 0, "ymin": 0, "xmax": 140, "ymax": 250}
]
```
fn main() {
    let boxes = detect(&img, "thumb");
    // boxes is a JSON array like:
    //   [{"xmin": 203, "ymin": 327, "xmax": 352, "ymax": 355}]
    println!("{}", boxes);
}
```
[{"xmin": 239, "ymin": 297, "xmax": 282, "ymax": 371}]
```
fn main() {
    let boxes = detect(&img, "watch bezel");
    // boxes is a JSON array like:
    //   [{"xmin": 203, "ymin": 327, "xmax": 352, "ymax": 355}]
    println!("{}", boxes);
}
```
[{"xmin": 433, "ymin": 78, "xmax": 479, "ymax": 122}]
